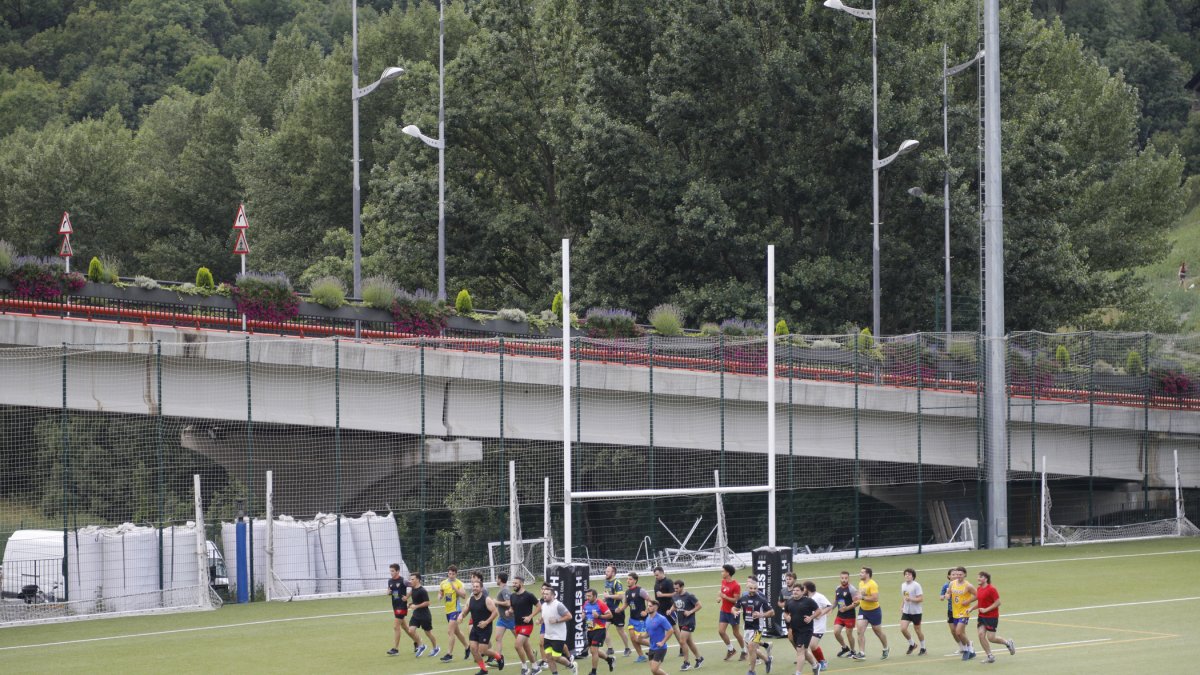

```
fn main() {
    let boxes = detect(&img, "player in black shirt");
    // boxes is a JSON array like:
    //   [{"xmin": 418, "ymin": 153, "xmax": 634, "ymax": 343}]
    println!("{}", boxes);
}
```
[
  {"xmin": 387, "ymin": 563, "xmax": 418, "ymax": 656},
  {"xmin": 652, "ymin": 566, "xmax": 680, "ymax": 655},
  {"xmin": 735, "ymin": 576, "xmax": 774, "ymax": 675},
  {"xmin": 783, "ymin": 584, "xmax": 819, "ymax": 673},
  {"xmin": 508, "ymin": 576, "xmax": 541, "ymax": 672},
  {"xmin": 463, "ymin": 574, "xmax": 504, "ymax": 674},
  {"xmin": 672, "ymin": 579, "xmax": 704, "ymax": 670},
  {"xmin": 408, "ymin": 573, "xmax": 441, "ymax": 659}
]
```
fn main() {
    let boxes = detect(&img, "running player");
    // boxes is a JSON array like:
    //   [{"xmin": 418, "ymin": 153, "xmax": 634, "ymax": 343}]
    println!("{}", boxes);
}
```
[
  {"xmin": 441, "ymin": 565, "xmax": 472, "ymax": 662},
  {"xmin": 644, "ymin": 599, "xmax": 673, "ymax": 675},
  {"xmin": 464, "ymin": 574, "xmax": 506, "ymax": 674},
  {"xmin": 853, "ymin": 567, "xmax": 889, "ymax": 661},
  {"xmin": 948, "ymin": 566, "xmax": 976, "ymax": 660},
  {"xmin": 969, "ymin": 571, "xmax": 1015, "ymax": 664},
  {"xmin": 540, "ymin": 584, "xmax": 577, "ymax": 675},
  {"xmin": 387, "ymin": 563, "xmax": 418, "ymax": 656},
  {"xmin": 832, "ymin": 571, "xmax": 857, "ymax": 659},
  {"xmin": 672, "ymin": 579, "xmax": 704, "ymax": 670},
  {"xmin": 652, "ymin": 567, "xmax": 680, "ymax": 655},
  {"xmin": 584, "ymin": 588, "xmax": 616, "ymax": 675},
  {"xmin": 803, "ymin": 580, "xmax": 833, "ymax": 672},
  {"xmin": 602, "ymin": 566, "xmax": 633, "ymax": 657},
  {"xmin": 736, "ymin": 575, "xmax": 774, "ymax": 675},
  {"xmin": 783, "ymin": 583, "xmax": 817, "ymax": 675},
  {"xmin": 619, "ymin": 572, "xmax": 653, "ymax": 663},
  {"xmin": 509, "ymin": 576, "xmax": 541, "ymax": 675},
  {"xmin": 717, "ymin": 564, "xmax": 747, "ymax": 662},
  {"xmin": 776, "ymin": 572, "xmax": 798, "ymax": 640},
  {"xmin": 409, "ymin": 573, "xmax": 441, "ymax": 658},
  {"xmin": 492, "ymin": 573, "xmax": 515, "ymax": 662},
  {"xmin": 899, "ymin": 568, "xmax": 926, "ymax": 656}
]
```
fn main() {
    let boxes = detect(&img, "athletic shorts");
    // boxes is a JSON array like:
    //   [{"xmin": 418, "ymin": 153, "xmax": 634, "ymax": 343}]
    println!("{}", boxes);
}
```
[
  {"xmin": 977, "ymin": 617, "xmax": 999, "ymax": 632},
  {"xmin": 628, "ymin": 619, "xmax": 646, "ymax": 634},
  {"xmin": 545, "ymin": 639, "xmax": 567, "ymax": 657},
  {"xmin": 447, "ymin": 611, "xmax": 462, "ymax": 622},
  {"xmin": 745, "ymin": 629, "xmax": 763, "ymax": 644},
  {"xmin": 947, "ymin": 608, "xmax": 955, "ymax": 624},
  {"xmin": 411, "ymin": 613, "xmax": 433, "ymax": 631},
  {"xmin": 393, "ymin": 607, "xmax": 408, "ymax": 618},
  {"xmin": 812, "ymin": 632, "xmax": 824, "ymax": 641},
  {"xmin": 719, "ymin": 611, "xmax": 738, "ymax": 625},
  {"xmin": 648, "ymin": 648, "xmax": 668, "ymax": 662},
  {"xmin": 514, "ymin": 623, "xmax": 534, "ymax": 637},
  {"xmin": 497, "ymin": 616, "xmax": 516, "ymax": 630},
  {"xmin": 790, "ymin": 631, "xmax": 814, "ymax": 649},
  {"xmin": 470, "ymin": 625, "xmax": 494, "ymax": 644},
  {"xmin": 951, "ymin": 616, "xmax": 970, "ymax": 626},
  {"xmin": 835, "ymin": 615, "xmax": 856, "ymax": 629},
  {"xmin": 588, "ymin": 628, "xmax": 607, "ymax": 647},
  {"xmin": 858, "ymin": 608, "xmax": 882, "ymax": 626},
  {"xmin": 900, "ymin": 612, "xmax": 923, "ymax": 625},
  {"xmin": 610, "ymin": 611, "xmax": 626, "ymax": 627},
  {"xmin": 678, "ymin": 619, "xmax": 696, "ymax": 633}
]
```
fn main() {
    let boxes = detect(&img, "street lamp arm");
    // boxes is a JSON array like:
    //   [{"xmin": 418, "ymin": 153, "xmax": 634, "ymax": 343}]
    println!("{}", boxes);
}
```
[
  {"xmin": 354, "ymin": 66, "xmax": 405, "ymax": 99},
  {"xmin": 823, "ymin": 0, "xmax": 875, "ymax": 20},
  {"xmin": 875, "ymin": 139, "xmax": 919, "ymax": 170},
  {"xmin": 402, "ymin": 124, "xmax": 445, "ymax": 149},
  {"xmin": 944, "ymin": 50, "xmax": 984, "ymax": 78}
]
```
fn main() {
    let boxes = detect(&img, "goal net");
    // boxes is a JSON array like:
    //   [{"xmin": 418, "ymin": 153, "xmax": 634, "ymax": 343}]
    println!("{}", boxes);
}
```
[{"xmin": 1042, "ymin": 452, "xmax": 1200, "ymax": 545}]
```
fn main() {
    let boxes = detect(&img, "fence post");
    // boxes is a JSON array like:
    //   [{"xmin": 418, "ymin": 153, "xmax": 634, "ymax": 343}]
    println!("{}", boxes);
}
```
[
  {"xmin": 245, "ymin": 335, "xmax": 255, "ymax": 598},
  {"xmin": 649, "ymin": 335, "xmax": 655, "ymax": 530},
  {"xmin": 419, "ymin": 337, "xmax": 427, "ymax": 572},
  {"xmin": 335, "ymin": 337, "xmax": 342, "ymax": 591},
  {"xmin": 917, "ymin": 333, "xmax": 924, "ymax": 553},
  {"xmin": 157, "ymin": 340, "xmax": 164, "ymax": 593},
  {"xmin": 1087, "ymin": 332, "xmax": 1095, "ymax": 524},
  {"xmin": 1143, "ymin": 332, "xmax": 1151, "ymax": 518},
  {"xmin": 499, "ymin": 337, "xmax": 506, "ymax": 567},
  {"xmin": 61, "ymin": 342, "xmax": 70, "ymax": 602},
  {"xmin": 853, "ymin": 334, "xmax": 860, "ymax": 558}
]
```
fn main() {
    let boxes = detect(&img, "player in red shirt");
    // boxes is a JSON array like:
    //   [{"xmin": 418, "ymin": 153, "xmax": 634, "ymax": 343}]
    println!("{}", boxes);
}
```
[
  {"xmin": 717, "ymin": 563, "xmax": 747, "ymax": 661},
  {"xmin": 969, "ymin": 571, "xmax": 1015, "ymax": 664}
]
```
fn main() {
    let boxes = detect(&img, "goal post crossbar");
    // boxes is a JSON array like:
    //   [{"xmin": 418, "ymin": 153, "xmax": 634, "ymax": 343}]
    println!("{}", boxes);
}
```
[{"xmin": 571, "ymin": 485, "xmax": 771, "ymax": 500}]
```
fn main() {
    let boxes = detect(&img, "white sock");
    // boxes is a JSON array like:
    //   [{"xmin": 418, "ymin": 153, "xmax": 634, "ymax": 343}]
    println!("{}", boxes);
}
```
[
  {"xmin": 920, "ymin": 641, "xmax": 925, "ymax": 648},
  {"xmin": 908, "ymin": 640, "xmax": 915, "ymax": 646}
]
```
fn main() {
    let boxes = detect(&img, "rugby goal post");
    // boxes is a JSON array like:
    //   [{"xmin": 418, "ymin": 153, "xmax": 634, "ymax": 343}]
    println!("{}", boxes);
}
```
[
  {"xmin": 558, "ymin": 241, "xmax": 778, "ymax": 568},
  {"xmin": 1041, "ymin": 452, "xmax": 1200, "ymax": 546}
]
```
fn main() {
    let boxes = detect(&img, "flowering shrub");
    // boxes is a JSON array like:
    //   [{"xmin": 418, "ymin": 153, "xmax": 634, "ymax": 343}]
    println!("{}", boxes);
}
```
[
  {"xmin": 231, "ymin": 272, "xmax": 300, "ymax": 323},
  {"xmin": 1153, "ymin": 369, "xmax": 1193, "ymax": 398},
  {"xmin": 391, "ymin": 289, "xmax": 448, "ymax": 336},
  {"xmin": 585, "ymin": 308, "xmax": 639, "ymax": 338},
  {"xmin": 7, "ymin": 256, "xmax": 85, "ymax": 300}
]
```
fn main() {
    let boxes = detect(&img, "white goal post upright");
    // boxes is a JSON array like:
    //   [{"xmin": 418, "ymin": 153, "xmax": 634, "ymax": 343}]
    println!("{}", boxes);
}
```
[
  {"xmin": 1040, "ymin": 456, "xmax": 1047, "ymax": 546},
  {"xmin": 265, "ymin": 469, "xmax": 274, "ymax": 601},
  {"xmin": 562, "ymin": 238, "xmax": 573, "ymax": 564},
  {"xmin": 1177, "ymin": 449, "xmax": 1184, "ymax": 538},
  {"xmin": 193, "ymin": 474, "xmax": 211, "ymax": 609},
  {"xmin": 767, "ymin": 245, "xmax": 776, "ymax": 548},
  {"xmin": 509, "ymin": 461, "xmax": 520, "ymax": 578},
  {"xmin": 544, "ymin": 476, "xmax": 551, "ymax": 573}
]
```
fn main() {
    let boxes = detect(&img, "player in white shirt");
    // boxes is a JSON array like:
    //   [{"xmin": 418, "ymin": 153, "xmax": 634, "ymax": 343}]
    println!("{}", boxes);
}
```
[
  {"xmin": 539, "ymin": 584, "xmax": 577, "ymax": 675},
  {"xmin": 899, "ymin": 568, "xmax": 926, "ymax": 656},
  {"xmin": 804, "ymin": 580, "xmax": 834, "ymax": 672}
]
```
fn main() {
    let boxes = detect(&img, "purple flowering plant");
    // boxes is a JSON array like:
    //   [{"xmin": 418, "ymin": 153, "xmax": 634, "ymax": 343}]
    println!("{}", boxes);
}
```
[
  {"xmin": 7, "ymin": 256, "xmax": 86, "ymax": 300},
  {"xmin": 231, "ymin": 272, "xmax": 300, "ymax": 323},
  {"xmin": 391, "ymin": 289, "xmax": 448, "ymax": 336}
]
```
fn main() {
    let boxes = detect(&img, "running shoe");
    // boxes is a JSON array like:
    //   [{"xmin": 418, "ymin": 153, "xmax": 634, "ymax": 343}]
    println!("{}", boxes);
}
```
[
  {"xmin": 881, "ymin": 647, "xmax": 889, "ymax": 660},
  {"xmin": 918, "ymin": 648, "xmax": 926, "ymax": 656},
  {"xmin": 431, "ymin": 646, "xmax": 443, "ymax": 659},
  {"xmin": 986, "ymin": 655, "xmax": 996, "ymax": 664},
  {"xmin": 571, "ymin": 661, "xmax": 579, "ymax": 675},
  {"xmin": 725, "ymin": 649, "xmax": 736, "ymax": 662},
  {"xmin": 906, "ymin": 644, "xmax": 916, "ymax": 655},
  {"xmin": 961, "ymin": 651, "xmax": 970, "ymax": 661},
  {"xmin": 765, "ymin": 656, "xmax": 773, "ymax": 674},
  {"xmin": 695, "ymin": 656, "xmax": 705, "ymax": 669},
  {"xmin": 416, "ymin": 645, "xmax": 428, "ymax": 658},
  {"xmin": 818, "ymin": 661, "xmax": 828, "ymax": 671},
  {"xmin": 836, "ymin": 647, "xmax": 851, "ymax": 658},
  {"xmin": 635, "ymin": 655, "xmax": 648, "ymax": 663},
  {"xmin": 681, "ymin": 662, "xmax": 691, "ymax": 671},
  {"xmin": 852, "ymin": 652, "xmax": 865, "ymax": 661},
  {"xmin": 625, "ymin": 649, "xmax": 633, "ymax": 657},
  {"xmin": 387, "ymin": 648, "xmax": 399, "ymax": 656},
  {"xmin": 740, "ymin": 651, "xmax": 748, "ymax": 661},
  {"xmin": 466, "ymin": 648, "xmax": 473, "ymax": 660},
  {"xmin": 607, "ymin": 656, "xmax": 615, "ymax": 672},
  {"xmin": 497, "ymin": 655, "xmax": 506, "ymax": 670},
  {"xmin": 1006, "ymin": 640, "xmax": 1016, "ymax": 656},
  {"xmin": 967, "ymin": 651, "xmax": 976, "ymax": 660},
  {"xmin": 442, "ymin": 652, "xmax": 455, "ymax": 663}
]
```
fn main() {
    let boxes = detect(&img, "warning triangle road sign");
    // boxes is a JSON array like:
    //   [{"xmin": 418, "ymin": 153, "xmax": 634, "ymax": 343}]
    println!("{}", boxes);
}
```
[
  {"xmin": 233, "ymin": 203, "xmax": 249, "ymax": 230},
  {"xmin": 59, "ymin": 235, "xmax": 73, "ymax": 257},
  {"xmin": 233, "ymin": 230, "xmax": 250, "ymax": 255},
  {"xmin": 58, "ymin": 212, "xmax": 73, "ymax": 234}
]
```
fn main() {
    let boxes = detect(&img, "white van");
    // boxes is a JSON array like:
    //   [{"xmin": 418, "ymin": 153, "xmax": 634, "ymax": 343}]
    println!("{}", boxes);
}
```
[{"xmin": 1, "ymin": 529, "xmax": 228, "ymax": 602}]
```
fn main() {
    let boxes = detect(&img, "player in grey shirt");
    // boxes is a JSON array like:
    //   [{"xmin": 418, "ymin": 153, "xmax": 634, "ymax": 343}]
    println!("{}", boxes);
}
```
[
  {"xmin": 899, "ymin": 568, "xmax": 926, "ymax": 655},
  {"xmin": 540, "ymin": 584, "xmax": 575, "ymax": 675}
]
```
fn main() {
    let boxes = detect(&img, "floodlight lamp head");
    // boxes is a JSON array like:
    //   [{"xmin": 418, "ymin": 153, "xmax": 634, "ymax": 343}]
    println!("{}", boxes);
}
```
[
  {"xmin": 824, "ymin": 0, "xmax": 845, "ymax": 9},
  {"xmin": 907, "ymin": 187, "xmax": 925, "ymax": 197},
  {"xmin": 379, "ymin": 66, "xmax": 405, "ymax": 82},
  {"xmin": 898, "ymin": 139, "xmax": 920, "ymax": 154},
  {"xmin": 402, "ymin": 125, "xmax": 422, "ymax": 138}
]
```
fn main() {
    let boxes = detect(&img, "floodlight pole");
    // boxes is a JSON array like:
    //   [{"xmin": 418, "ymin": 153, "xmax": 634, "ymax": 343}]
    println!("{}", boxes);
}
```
[
  {"xmin": 767, "ymin": 245, "xmax": 776, "ymax": 548},
  {"xmin": 562, "ymin": 238, "xmax": 572, "ymax": 564}
]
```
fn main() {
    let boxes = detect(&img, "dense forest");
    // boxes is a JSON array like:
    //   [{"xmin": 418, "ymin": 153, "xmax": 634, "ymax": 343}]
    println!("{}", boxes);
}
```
[{"xmin": 1, "ymin": 0, "xmax": 1198, "ymax": 334}]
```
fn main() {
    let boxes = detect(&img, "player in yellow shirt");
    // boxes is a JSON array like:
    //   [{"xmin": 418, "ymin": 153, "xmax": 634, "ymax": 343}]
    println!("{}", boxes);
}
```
[
  {"xmin": 437, "ymin": 565, "xmax": 471, "ymax": 662},
  {"xmin": 853, "ymin": 567, "xmax": 889, "ymax": 660},
  {"xmin": 948, "ymin": 566, "xmax": 977, "ymax": 661}
]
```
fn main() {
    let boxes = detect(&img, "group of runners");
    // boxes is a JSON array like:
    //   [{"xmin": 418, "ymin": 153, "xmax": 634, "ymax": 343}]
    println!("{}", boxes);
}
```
[{"xmin": 385, "ymin": 561, "xmax": 1016, "ymax": 675}]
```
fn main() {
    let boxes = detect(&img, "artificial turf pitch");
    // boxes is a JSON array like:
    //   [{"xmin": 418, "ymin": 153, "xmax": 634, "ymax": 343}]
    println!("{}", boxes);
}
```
[{"xmin": 2, "ymin": 538, "xmax": 1198, "ymax": 674}]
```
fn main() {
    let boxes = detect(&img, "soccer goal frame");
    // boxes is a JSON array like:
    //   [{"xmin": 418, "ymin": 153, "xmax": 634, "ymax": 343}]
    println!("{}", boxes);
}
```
[
  {"xmin": 558, "ymin": 241, "xmax": 779, "ymax": 567},
  {"xmin": 1040, "ymin": 452, "xmax": 1200, "ymax": 546}
]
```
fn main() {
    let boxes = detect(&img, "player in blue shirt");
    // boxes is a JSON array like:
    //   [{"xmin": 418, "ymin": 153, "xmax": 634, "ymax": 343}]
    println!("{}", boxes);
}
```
[{"xmin": 644, "ymin": 599, "xmax": 673, "ymax": 675}]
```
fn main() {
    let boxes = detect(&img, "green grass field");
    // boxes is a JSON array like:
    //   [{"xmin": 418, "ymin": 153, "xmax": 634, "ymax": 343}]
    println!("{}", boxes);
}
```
[{"xmin": 2, "ymin": 538, "xmax": 1199, "ymax": 674}]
